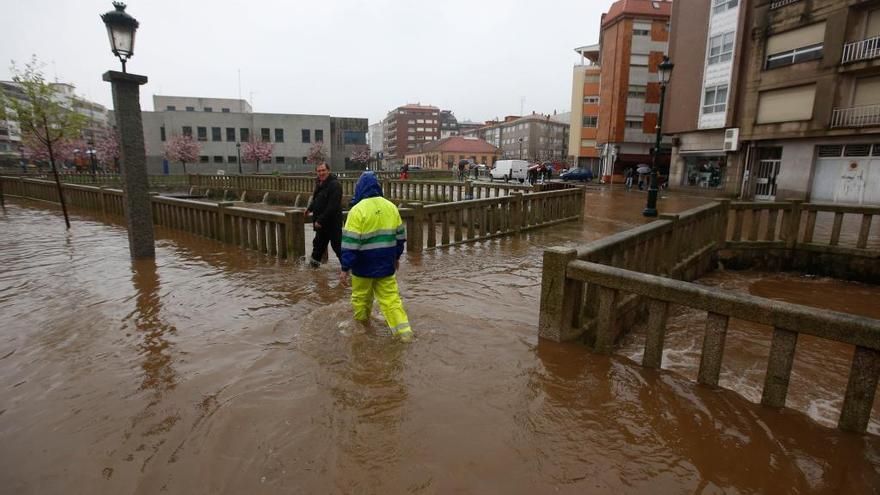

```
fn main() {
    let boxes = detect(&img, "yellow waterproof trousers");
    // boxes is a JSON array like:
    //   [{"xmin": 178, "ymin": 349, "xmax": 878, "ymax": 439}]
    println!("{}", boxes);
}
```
[{"xmin": 350, "ymin": 274, "xmax": 412, "ymax": 338}]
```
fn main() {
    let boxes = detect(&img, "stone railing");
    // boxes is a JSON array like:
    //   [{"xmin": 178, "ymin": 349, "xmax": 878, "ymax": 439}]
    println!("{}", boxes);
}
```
[
  {"xmin": 723, "ymin": 200, "xmax": 880, "ymax": 281},
  {"xmin": 538, "ymin": 198, "xmax": 880, "ymax": 433},
  {"xmin": 400, "ymin": 188, "xmax": 584, "ymax": 252},
  {"xmin": 565, "ymin": 260, "xmax": 880, "ymax": 433},
  {"xmin": 189, "ymin": 174, "xmax": 533, "ymax": 204},
  {"xmin": 1, "ymin": 176, "xmax": 306, "ymax": 259}
]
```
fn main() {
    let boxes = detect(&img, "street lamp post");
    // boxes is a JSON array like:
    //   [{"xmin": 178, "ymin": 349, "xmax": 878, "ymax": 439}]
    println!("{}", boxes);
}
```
[
  {"xmin": 643, "ymin": 56, "xmax": 674, "ymax": 218},
  {"xmin": 101, "ymin": 2, "xmax": 154, "ymax": 258},
  {"xmin": 236, "ymin": 142, "xmax": 242, "ymax": 174},
  {"xmin": 518, "ymin": 137, "xmax": 523, "ymax": 160}
]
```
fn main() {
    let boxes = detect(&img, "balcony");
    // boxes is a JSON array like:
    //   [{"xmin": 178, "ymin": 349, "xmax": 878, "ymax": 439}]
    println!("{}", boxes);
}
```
[
  {"xmin": 841, "ymin": 36, "xmax": 880, "ymax": 65},
  {"xmin": 830, "ymin": 104, "xmax": 880, "ymax": 128}
]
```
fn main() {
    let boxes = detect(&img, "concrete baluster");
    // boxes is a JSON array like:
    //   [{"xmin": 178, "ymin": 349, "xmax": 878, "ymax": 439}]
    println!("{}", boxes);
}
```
[
  {"xmin": 697, "ymin": 312, "xmax": 729, "ymax": 387},
  {"xmin": 761, "ymin": 327, "xmax": 798, "ymax": 408},
  {"xmin": 642, "ymin": 298, "xmax": 670, "ymax": 368},
  {"xmin": 593, "ymin": 286, "xmax": 619, "ymax": 354},
  {"xmin": 838, "ymin": 346, "xmax": 880, "ymax": 433},
  {"xmin": 857, "ymin": 214, "xmax": 872, "ymax": 249},
  {"xmin": 538, "ymin": 247, "xmax": 581, "ymax": 342}
]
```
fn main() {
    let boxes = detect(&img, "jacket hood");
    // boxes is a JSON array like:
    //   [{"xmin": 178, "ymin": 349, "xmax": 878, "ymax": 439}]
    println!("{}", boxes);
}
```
[{"xmin": 350, "ymin": 171, "xmax": 383, "ymax": 207}]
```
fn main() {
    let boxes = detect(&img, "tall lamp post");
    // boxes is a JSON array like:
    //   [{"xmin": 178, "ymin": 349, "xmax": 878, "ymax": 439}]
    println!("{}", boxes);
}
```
[
  {"xmin": 236, "ymin": 142, "xmax": 242, "ymax": 174},
  {"xmin": 643, "ymin": 56, "xmax": 674, "ymax": 217},
  {"xmin": 518, "ymin": 137, "xmax": 524, "ymax": 160},
  {"xmin": 102, "ymin": 2, "xmax": 155, "ymax": 258}
]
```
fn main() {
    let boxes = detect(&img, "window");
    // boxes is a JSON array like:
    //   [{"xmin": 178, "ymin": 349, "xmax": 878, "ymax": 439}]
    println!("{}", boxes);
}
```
[
  {"xmin": 766, "ymin": 43, "xmax": 823, "ymax": 69},
  {"xmin": 240, "ymin": 128, "xmax": 250, "ymax": 142},
  {"xmin": 713, "ymin": 0, "xmax": 738, "ymax": 13},
  {"xmin": 186, "ymin": 106, "xmax": 195, "ymax": 112},
  {"xmin": 213, "ymin": 155, "xmax": 223, "ymax": 163},
  {"xmin": 199, "ymin": 155, "xmax": 209, "ymax": 163},
  {"xmin": 584, "ymin": 74, "xmax": 600, "ymax": 83},
  {"xmin": 756, "ymin": 84, "xmax": 816, "ymax": 123},
  {"xmin": 211, "ymin": 127, "xmax": 221, "ymax": 141},
  {"xmin": 625, "ymin": 118, "xmax": 644, "ymax": 129},
  {"xmin": 630, "ymin": 54, "xmax": 649, "ymax": 66},
  {"xmin": 275, "ymin": 156, "xmax": 285, "ymax": 164},
  {"xmin": 160, "ymin": 126, "xmax": 166, "ymax": 141},
  {"xmin": 226, "ymin": 127, "xmax": 235, "ymax": 141},
  {"xmin": 708, "ymin": 32, "xmax": 735, "ymax": 64},
  {"xmin": 582, "ymin": 116, "xmax": 598, "ymax": 127},
  {"xmin": 228, "ymin": 155, "xmax": 237, "ymax": 163},
  {"xmin": 260, "ymin": 128, "xmax": 270, "ymax": 142},
  {"xmin": 628, "ymin": 85, "xmax": 647, "ymax": 98},
  {"xmin": 166, "ymin": 105, "xmax": 176, "ymax": 111},
  {"xmin": 221, "ymin": 108, "xmax": 230, "ymax": 113},
  {"xmin": 197, "ymin": 126, "xmax": 207, "ymax": 141},
  {"xmin": 275, "ymin": 128, "xmax": 284, "ymax": 142},
  {"xmin": 703, "ymin": 84, "xmax": 728, "ymax": 114},
  {"xmin": 183, "ymin": 126, "xmax": 192, "ymax": 137},
  {"xmin": 315, "ymin": 129, "xmax": 324, "ymax": 142},
  {"xmin": 634, "ymin": 28, "xmax": 650, "ymax": 36},
  {"xmin": 633, "ymin": 22, "xmax": 651, "ymax": 37},
  {"xmin": 584, "ymin": 96, "xmax": 600, "ymax": 104},
  {"xmin": 204, "ymin": 107, "xmax": 213, "ymax": 112},
  {"xmin": 302, "ymin": 129, "xmax": 311, "ymax": 143},
  {"xmin": 581, "ymin": 139, "xmax": 597, "ymax": 148}
]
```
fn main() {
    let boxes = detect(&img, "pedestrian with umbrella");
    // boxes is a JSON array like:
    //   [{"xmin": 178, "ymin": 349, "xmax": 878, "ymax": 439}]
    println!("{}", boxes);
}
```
[{"xmin": 636, "ymin": 164, "xmax": 651, "ymax": 190}]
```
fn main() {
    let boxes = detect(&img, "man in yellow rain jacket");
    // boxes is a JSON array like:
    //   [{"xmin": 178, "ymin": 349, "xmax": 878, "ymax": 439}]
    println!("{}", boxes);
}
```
[{"xmin": 339, "ymin": 172, "xmax": 413, "ymax": 342}]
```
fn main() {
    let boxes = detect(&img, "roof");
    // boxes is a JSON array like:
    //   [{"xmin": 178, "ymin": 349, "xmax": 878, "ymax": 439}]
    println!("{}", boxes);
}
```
[
  {"xmin": 411, "ymin": 136, "xmax": 499, "ymax": 154},
  {"xmin": 602, "ymin": 0, "xmax": 672, "ymax": 27}
]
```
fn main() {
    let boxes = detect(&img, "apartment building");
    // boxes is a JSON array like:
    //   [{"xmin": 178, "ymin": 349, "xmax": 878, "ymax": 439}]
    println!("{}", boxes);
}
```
[
  {"xmin": 736, "ymin": 0, "xmax": 880, "ymax": 203},
  {"xmin": 382, "ymin": 104, "xmax": 440, "ymax": 160},
  {"xmin": 568, "ymin": 45, "xmax": 603, "ymax": 173},
  {"xmin": 0, "ymin": 81, "xmax": 110, "ymax": 165},
  {"xmin": 142, "ymin": 95, "xmax": 367, "ymax": 174},
  {"xmin": 462, "ymin": 114, "xmax": 569, "ymax": 162},
  {"xmin": 594, "ymin": 0, "xmax": 673, "ymax": 181},
  {"xmin": 665, "ymin": 0, "xmax": 747, "ymax": 194}
]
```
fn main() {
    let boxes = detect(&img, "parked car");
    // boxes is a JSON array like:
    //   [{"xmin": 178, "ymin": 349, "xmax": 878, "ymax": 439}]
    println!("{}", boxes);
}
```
[
  {"xmin": 489, "ymin": 159, "xmax": 529, "ymax": 182},
  {"xmin": 560, "ymin": 167, "xmax": 594, "ymax": 182}
]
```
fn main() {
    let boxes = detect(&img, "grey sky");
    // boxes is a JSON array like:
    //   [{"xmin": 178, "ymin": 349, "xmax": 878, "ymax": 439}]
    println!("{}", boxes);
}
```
[{"xmin": 2, "ymin": 0, "xmax": 615, "ymax": 124}]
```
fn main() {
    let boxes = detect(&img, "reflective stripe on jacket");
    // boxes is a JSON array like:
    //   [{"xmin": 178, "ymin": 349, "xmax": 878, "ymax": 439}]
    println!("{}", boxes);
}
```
[{"xmin": 341, "ymin": 196, "xmax": 406, "ymax": 278}]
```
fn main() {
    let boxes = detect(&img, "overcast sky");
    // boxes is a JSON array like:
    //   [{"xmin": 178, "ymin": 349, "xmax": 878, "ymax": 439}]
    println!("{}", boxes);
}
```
[{"xmin": 2, "ymin": 0, "xmax": 615, "ymax": 124}]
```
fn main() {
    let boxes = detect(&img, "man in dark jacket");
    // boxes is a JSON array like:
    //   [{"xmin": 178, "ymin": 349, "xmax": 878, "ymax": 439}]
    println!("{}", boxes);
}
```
[{"xmin": 306, "ymin": 162, "xmax": 343, "ymax": 268}]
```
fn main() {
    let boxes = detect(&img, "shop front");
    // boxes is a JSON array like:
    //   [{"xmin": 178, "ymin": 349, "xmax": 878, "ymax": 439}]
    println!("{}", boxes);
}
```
[{"xmin": 679, "ymin": 152, "xmax": 728, "ymax": 189}]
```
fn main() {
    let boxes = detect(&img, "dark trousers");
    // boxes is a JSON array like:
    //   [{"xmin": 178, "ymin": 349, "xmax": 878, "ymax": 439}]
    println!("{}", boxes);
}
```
[{"xmin": 311, "ymin": 222, "xmax": 341, "ymax": 263}]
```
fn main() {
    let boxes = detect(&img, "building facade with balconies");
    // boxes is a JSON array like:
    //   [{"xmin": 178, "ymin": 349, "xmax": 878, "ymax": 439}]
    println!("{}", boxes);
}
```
[
  {"xmin": 381, "ymin": 104, "xmax": 440, "ymax": 161},
  {"xmin": 568, "ymin": 45, "xmax": 603, "ymax": 174},
  {"xmin": 665, "ymin": 0, "xmax": 748, "ymax": 195},
  {"xmin": 733, "ymin": 0, "xmax": 880, "ymax": 203}
]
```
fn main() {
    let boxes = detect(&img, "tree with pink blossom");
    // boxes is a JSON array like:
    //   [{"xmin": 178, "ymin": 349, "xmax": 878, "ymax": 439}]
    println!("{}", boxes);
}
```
[
  {"xmin": 164, "ymin": 134, "xmax": 201, "ymax": 174},
  {"xmin": 306, "ymin": 140, "xmax": 328, "ymax": 165},
  {"xmin": 94, "ymin": 132, "xmax": 120, "ymax": 171},
  {"xmin": 349, "ymin": 145, "xmax": 370, "ymax": 168},
  {"xmin": 242, "ymin": 139, "xmax": 274, "ymax": 173}
]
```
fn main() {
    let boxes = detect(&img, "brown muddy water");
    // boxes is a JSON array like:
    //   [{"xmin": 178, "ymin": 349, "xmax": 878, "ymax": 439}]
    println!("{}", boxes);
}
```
[{"xmin": 1, "ymin": 188, "xmax": 879, "ymax": 494}]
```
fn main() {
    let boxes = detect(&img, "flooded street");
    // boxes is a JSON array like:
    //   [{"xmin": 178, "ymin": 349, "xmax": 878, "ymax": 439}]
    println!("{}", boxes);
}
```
[{"xmin": 1, "ymin": 189, "xmax": 879, "ymax": 494}]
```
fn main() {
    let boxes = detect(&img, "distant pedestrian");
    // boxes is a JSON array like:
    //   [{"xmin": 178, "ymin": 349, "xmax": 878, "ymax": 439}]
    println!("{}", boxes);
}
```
[
  {"xmin": 340, "ymin": 172, "xmax": 413, "ymax": 342},
  {"xmin": 624, "ymin": 168, "xmax": 634, "ymax": 191},
  {"xmin": 306, "ymin": 162, "xmax": 342, "ymax": 268},
  {"xmin": 400, "ymin": 163, "xmax": 409, "ymax": 180},
  {"xmin": 458, "ymin": 161, "xmax": 466, "ymax": 181},
  {"xmin": 473, "ymin": 163, "xmax": 479, "ymax": 180}
]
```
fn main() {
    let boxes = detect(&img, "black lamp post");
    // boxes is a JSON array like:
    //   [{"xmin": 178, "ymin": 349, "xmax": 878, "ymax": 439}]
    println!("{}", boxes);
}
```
[
  {"xmin": 518, "ymin": 137, "xmax": 524, "ymax": 159},
  {"xmin": 101, "ymin": 2, "xmax": 139, "ymax": 73},
  {"xmin": 101, "ymin": 1, "xmax": 154, "ymax": 258},
  {"xmin": 643, "ymin": 56, "xmax": 674, "ymax": 218},
  {"xmin": 236, "ymin": 142, "xmax": 242, "ymax": 174}
]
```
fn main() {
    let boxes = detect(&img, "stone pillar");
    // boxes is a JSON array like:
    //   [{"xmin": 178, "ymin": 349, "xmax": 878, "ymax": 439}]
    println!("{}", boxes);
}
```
[
  {"xmin": 409, "ymin": 203, "xmax": 424, "ymax": 252},
  {"xmin": 103, "ymin": 70, "xmax": 155, "ymax": 259},
  {"xmin": 538, "ymin": 247, "xmax": 581, "ymax": 342}
]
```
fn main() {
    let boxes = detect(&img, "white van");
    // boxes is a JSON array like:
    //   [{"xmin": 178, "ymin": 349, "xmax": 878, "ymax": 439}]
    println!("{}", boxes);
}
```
[{"xmin": 490, "ymin": 159, "xmax": 529, "ymax": 182}]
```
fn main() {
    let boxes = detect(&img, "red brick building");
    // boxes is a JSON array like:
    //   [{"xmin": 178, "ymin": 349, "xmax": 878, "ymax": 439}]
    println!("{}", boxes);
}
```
[
  {"xmin": 403, "ymin": 136, "xmax": 500, "ymax": 169},
  {"xmin": 382, "ymin": 104, "xmax": 440, "ymax": 160},
  {"xmin": 570, "ymin": 0, "xmax": 672, "ymax": 181}
]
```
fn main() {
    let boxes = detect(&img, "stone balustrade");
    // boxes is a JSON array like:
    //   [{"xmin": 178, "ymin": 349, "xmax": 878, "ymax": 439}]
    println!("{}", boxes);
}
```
[{"xmin": 538, "ymin": 198, "xmax": 880, "ymax": 434}]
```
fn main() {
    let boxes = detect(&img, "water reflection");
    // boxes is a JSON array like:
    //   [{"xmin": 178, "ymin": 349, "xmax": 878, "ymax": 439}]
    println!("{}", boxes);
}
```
[{"xmin": 128, "ymin": 258, "xmax": 177, "ymax": 396}]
